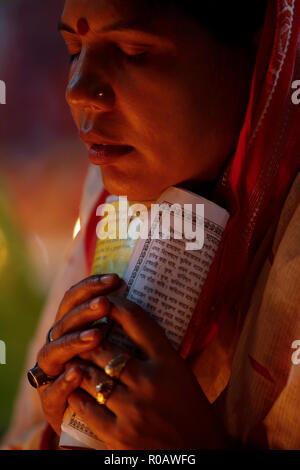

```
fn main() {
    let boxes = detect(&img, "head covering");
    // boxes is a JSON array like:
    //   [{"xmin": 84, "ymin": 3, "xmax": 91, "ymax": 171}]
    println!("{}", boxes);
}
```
[
  {"xmin": 180, "ymin": 0, "xmax": 300, "ymax": 358},
  {"xmin": 84, "ymin": 0, "xmax": 300, "ymax": 359}
]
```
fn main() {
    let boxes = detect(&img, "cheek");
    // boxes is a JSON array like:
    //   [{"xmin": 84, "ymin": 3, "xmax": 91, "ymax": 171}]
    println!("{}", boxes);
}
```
[
  {"xmin": 119, "ymin": 87, "xmax": 189, "ymax": 157},
  {"xmin": 116, "ymin": 85, "xmax": 205, "ymax": 180},
  {"xmin": 128, "ymin": 76, "xmax": 235, "ymax": 181},
  {"xmin": 119, "ymin": 62, "xmax": 208, "ymax": 147}
]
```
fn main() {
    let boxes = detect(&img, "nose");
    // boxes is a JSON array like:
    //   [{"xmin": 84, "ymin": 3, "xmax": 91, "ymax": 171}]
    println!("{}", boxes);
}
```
[{"xmin": 65, "ymin": 54, "xmax": 115, "ymax": 112}]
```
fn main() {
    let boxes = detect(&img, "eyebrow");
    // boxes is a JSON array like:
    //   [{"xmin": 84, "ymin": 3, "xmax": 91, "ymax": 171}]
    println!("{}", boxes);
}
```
[{"xmin": 58, "ymin": 18, "xmax": 154, "ymax": 36}]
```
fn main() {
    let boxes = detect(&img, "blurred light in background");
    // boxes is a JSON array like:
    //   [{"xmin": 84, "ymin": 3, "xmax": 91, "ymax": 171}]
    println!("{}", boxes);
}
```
[
  {"xmin": 73, "ymin": 217, "xmax": 81, "ymax": 240},
  {"xmin": 0, "ymin": 0, "xmax": 90, "ymax": 436},
  {"xmin": 0, "ymin": 228, "xmax": 8, "ymax": 273}
]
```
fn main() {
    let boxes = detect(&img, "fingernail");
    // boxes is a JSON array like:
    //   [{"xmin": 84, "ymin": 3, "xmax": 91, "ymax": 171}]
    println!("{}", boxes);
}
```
[
  {"xmin": 80, "ymin": 329, "xmax": 98, "ymax": 342},
  {"xmin": 89, "ymin": 296, "xmax": 106, "ymax": 310},
  {"xmin": 65, "ymin": 367, "xmax": 78, "ymax": 382},
  {"xmin": 101, "ymin": 274, "xmax": 118, "ymax": 285}
]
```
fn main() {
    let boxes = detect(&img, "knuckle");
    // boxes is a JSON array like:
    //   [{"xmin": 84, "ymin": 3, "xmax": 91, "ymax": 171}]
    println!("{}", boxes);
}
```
[
  {"xmin": 60, "ymin": 277, "xmax": 91, "ymax": 305},
  {"xmin": 37, "ymin": 344, "xmax": 50, "ymax": 370},
  {"xmin": 63, "ymin": 283, "xmax": 78, "ymax": 300},
  {"xmin": 42, "ymin": 398, "xmax": 56, "ymax": 416},
  {"xmin": 122, "ymin": 360, "xmax": 141, "ymax": 387},
  {"xmin": 51, "ymin": 320, "xmax": 63, "ymax": 340},
  {"xmin": 60, "ymin": 333, "xmax": 79, "ymax": 352},
  {"xmin": 137, "ymin": 364, "xmax": 160, "ymax": 399},
  {"xmin": 60, "ymin": 275, "xmax": 104, "ymax": 301},
  {"xmin": 54, "ymin": 309, "xmax": 80, "ymax": 339},
  {"xmin": 60, "ymin": 287, "xmax": 72, "ymax": 306},
  {"xmin": 125, "ymin": 401, "xmax": 144, "ymax": 428},
  {"xmin": 41, "ymin": 389, "xmax": 56, "ymax": 414},
  {"xmin": 58, "ymin": 303, "xmax": 90, "ymax": 335}
]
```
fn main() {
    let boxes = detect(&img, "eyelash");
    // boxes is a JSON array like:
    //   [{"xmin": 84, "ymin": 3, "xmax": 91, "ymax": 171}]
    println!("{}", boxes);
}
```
[
  {"xmin": 69, "ymin": 48, "xmax": 148, "ymax": 64},
  {"xmin": 120, "ymin": 49, "xmax": 149, "ymax": 64}
]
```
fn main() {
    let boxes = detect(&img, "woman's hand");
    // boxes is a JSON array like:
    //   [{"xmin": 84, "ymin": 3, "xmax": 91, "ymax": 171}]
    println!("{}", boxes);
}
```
[
  {"xmin": 63, "ymin": 296, "xmax": 230, "ymax": 449},
  {"xmin": 36, "ymin": 273, "xmax": 120, "ymax": 435}
]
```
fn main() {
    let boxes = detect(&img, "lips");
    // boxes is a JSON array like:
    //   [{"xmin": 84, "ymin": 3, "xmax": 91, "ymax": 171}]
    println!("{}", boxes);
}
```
[
  {"xmin": 88, "ymin": 144, "xmax": 134, "ymax": 165},
  {"xmin": 79, "ymin": 130, "xmax": 134, "ymax": 165}
]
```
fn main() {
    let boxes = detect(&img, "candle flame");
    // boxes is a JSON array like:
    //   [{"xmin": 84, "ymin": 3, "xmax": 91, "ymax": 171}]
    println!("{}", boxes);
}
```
[{"xmin": 73, "ymin": 217, "xmax": 81, "ymax": 240}]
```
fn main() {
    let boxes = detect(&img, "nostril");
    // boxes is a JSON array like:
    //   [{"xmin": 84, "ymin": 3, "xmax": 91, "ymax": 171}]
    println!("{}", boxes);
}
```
[{"xmin": 65, "ymin": 77, "xmax": 115, "ymax": 110}]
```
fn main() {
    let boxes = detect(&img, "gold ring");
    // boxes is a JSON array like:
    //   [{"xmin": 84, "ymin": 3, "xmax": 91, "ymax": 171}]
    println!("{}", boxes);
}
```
[
  {"xmin": 95, "ymin": 378, "xmax": 115, "ymax": 405},
  {"xmin": 104, "ymin": 353, "xmax": 131, "ymax": 379}
]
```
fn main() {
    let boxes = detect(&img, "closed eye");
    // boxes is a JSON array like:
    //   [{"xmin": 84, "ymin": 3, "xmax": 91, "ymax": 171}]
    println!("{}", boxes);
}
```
[
  {"xmin": 124, "ymin": 50, "xmax": 148, "ymax": 63},
  {"xmin": 118, "ymin": 46, "xmax": 149, "ymax": 64},
  {"xmin": 69, "ymin": 48, "xmax": 147, "ymax": 65}
]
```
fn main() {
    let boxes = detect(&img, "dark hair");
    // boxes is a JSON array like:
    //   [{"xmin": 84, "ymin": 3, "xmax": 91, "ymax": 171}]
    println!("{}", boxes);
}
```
[{"xmin": 154, "ymin": 1, "xmax": 269, "ymax": 47}]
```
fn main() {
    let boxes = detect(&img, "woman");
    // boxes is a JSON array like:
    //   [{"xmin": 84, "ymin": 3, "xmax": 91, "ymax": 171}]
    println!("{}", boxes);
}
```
[{"xmin": 3, "ymin": 0, "xmax": 300, "ymax": 449}]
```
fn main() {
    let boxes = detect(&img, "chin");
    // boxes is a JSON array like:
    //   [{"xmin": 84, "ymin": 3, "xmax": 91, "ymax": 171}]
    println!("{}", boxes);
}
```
[{"xmin": 101, "ymin": 169, "xmax": 162, "ymax": 201}]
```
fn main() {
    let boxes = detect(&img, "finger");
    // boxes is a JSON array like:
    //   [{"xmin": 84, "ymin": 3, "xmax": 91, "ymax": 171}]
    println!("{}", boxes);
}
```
[
  {"xmin": 79, "ymin": 341, "xmax": 144, "ymax": 389},
  {"xmin": 51, "ymin": 296, "xmax": 112, "ymax": 341},
  {"xmin": 72, "ymin": 361, "xmax": 129, "ymax": 414},
  {"xmin": 68, "ymin": 389, "xmax": 116, "ymax": 443},
  {"xmin": 65, "ymin": 358, "xmax": 89, "ymax": 371},
  {"xmin": 38, "ymin": 328, "xmax": 103, "ymax": 376},
  {"xmin": 56, "ymin": 274, "xmax": 120, "ymax": 322},
  {"xmin": 39, "ymin": 366, "xmax": 83, "ymax": 435},
  {"xmin": 108, "ymin": 297, "xmax": 172, "ymax": 359}
]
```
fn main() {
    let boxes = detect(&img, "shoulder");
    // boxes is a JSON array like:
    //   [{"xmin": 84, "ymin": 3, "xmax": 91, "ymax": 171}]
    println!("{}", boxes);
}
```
[{"xmin": 222, "ymin": 171, "xmax": 300, "ymax": 449}]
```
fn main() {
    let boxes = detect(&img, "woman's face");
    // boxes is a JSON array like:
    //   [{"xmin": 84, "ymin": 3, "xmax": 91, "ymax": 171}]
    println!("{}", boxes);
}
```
[{"xmin": 61, "ymin": 0, "xmax": 255, "ymax": 200}]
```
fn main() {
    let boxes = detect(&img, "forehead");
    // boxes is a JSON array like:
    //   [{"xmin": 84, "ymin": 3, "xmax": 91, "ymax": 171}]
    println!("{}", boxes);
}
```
[{"xmin": 62, "ymin": 0, "xmax": 154, "ymax": 29}]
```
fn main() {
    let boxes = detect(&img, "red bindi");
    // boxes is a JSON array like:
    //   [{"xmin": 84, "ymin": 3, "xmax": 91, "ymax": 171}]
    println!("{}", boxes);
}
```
[{"xmin": 77, "ymin": 18, "xmax": 89, "ymax": 36}]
